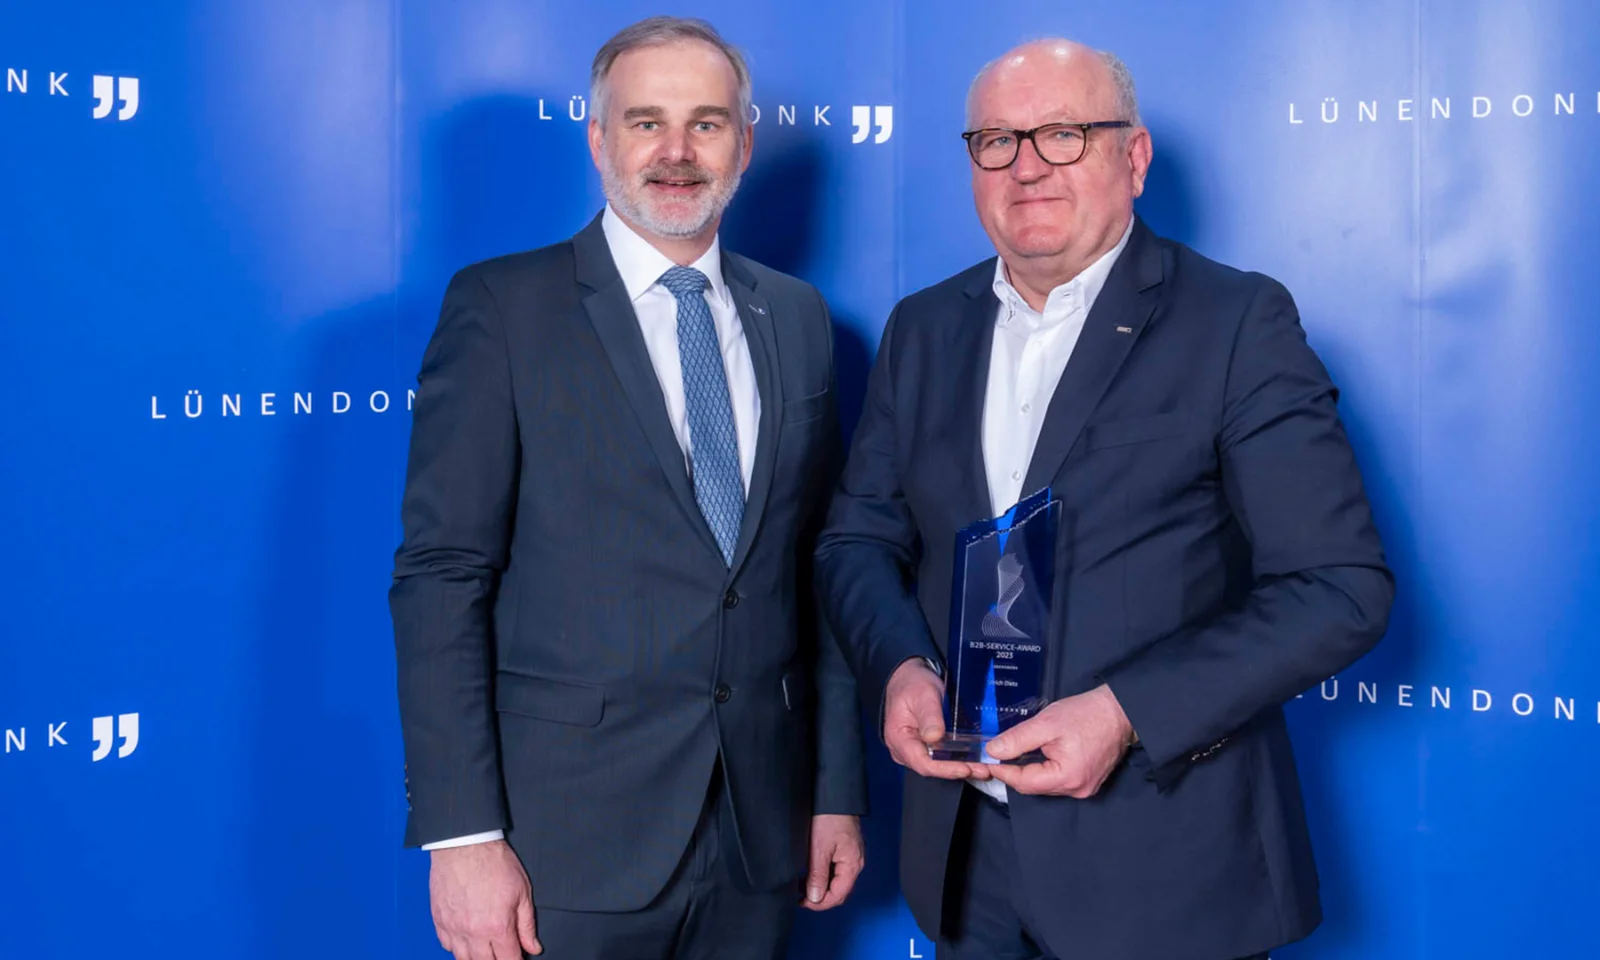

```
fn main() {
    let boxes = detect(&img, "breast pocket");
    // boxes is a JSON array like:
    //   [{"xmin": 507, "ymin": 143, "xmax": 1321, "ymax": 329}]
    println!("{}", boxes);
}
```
[{"xmin": 1082, "ymin": 412, "xmax": 1193, "ymax": 451}]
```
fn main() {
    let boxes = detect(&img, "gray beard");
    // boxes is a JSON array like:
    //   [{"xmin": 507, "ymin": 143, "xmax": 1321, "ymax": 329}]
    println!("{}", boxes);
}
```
[{"xmin": 600, "ymin": 151, "xmax": 741, "ymax": 239}]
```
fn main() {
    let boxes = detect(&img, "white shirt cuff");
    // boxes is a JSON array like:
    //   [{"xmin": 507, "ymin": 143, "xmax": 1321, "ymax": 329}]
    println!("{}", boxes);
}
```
[{"xmin": 421, "ymin": 830, "xmax": 504, "ymax": 851}]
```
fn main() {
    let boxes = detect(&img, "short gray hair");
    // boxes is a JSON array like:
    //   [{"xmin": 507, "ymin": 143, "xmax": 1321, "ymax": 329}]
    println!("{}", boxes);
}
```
[
  {"xmin": 965, "ymin": 41, "xmax": 1142, "ymax": 131},
  {"xmin": 590, "ymin": 16, "xmax": 753, "ymax": 134}
]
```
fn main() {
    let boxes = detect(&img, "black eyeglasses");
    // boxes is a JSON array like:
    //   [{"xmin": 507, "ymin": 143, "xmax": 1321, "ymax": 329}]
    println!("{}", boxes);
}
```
[{"xmin": 961, "ymin": 121, "xmax": 1133, "ymax": 169}]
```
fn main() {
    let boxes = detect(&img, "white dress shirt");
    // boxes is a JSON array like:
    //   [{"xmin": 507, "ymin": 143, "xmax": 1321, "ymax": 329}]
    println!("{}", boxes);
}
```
[
  {"xmin": 422, "ymin": 206, "xmax": 761, "ymax": 851},
  {"xmin": 971, "ymin": 218, "xmax": 1134, "ymax": 805}
]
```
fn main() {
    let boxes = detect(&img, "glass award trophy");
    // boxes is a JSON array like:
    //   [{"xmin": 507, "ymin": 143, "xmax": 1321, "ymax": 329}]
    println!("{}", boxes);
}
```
[{"xmin": 929, "ymin": 487, "xmax": 1059, "ymax": 764}]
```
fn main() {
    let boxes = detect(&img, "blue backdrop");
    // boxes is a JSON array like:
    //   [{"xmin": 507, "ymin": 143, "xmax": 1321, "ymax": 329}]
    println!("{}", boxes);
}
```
[{"xmin": 4, "ymin": 2, "xmax": 1597, "ymax": 957}]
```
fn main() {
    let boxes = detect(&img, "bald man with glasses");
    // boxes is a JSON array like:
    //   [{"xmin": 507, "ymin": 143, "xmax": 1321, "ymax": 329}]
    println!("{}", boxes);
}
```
[{"xmin": 816, "ymin": 38, "xmax": 1392, "ymax": 960}]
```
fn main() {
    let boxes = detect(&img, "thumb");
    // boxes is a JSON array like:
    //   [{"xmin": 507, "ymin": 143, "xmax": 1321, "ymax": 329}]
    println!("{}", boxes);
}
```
[
  {"xmin": 985, "ymin": 718, "xmax": 1048, "ymax": 761},
  {"xmin": 806, "ymin": 847, "xmax": 831, "ymax": 903},
  {"xmin": 909, "ymin": 694, "xmax": 946, "ymax": 744},
  {"xmin": 517, "ymin": 893, "xmax": 542, "ymax": 955}
]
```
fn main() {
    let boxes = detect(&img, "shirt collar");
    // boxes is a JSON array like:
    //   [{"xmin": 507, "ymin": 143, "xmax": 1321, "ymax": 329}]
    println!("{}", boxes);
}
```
[
  {"xmin": 992, "ymin": 216, "xmax": 1135, "ymax": 327},
  {"xmin": 601, "ymin": 204, "xmax": 729, "ymax": 306}
]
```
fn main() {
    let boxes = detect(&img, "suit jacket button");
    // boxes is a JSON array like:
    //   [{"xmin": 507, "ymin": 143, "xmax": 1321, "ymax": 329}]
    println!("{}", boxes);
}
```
[
  {"xmin": 723, "ymin": 589, "xmax": 740, "ymax": 609},
  {"xmin": 714, "ymin": 683, "xmax": 732, "ymax": 703}
]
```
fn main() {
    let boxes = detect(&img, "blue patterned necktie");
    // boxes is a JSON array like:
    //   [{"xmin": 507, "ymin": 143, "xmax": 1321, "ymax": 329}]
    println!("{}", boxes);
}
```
[{"xmin": 659, "ymin": 265, "xmax": 745, "ymax": 566}]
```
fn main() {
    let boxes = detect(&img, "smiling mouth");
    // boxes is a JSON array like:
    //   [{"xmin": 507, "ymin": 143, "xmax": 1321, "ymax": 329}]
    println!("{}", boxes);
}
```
[{"xmin": 649, "ymin": 177, "xmax": 705, "ymax": 189}]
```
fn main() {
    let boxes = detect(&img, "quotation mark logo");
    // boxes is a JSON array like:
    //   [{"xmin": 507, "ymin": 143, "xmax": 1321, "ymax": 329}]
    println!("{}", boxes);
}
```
[
  {"xmin": 851, "ymin": 105, "xmax": 893, "ymax": 144},
  {"xmin": 92, "ymin": 75, "xmax": 139, "ymax": 120},
  {"xmin": 92, "ymin": 713, "xmax": 140, "ymax": 761}
]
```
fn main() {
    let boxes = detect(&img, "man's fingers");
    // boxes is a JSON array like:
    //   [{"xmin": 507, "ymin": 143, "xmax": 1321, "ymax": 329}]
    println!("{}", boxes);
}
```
[
  {"xmin": 905, "ymin": 691, "xmax": 947, "ymax": 743},
  {"xmin": 909, "ymin": 749, "xmax": 989, "ymax": 780},
  {"xmin": 932, "ymin": 757, "xmax": 989, "ymax": 780},
  {"xmin": 888, "ymin": 685, "xmax": 969, "ymax": 778},
  {"xmin": 805, "ymin": 852, "xmax": 831, "ymax": 904},
  {"xmin": 805, "ymin": 862, "xmax": 859, "ymax": 911},
  {"xmin": 517, "ymin": 893, "xmax": 542, "ymax": 955},
  {"xmin": 884, "ymin": 667, "xmax": 948, "ymax": 745},
  {"xmin": 889, "ymin": 700, "xmax": 1000, "ymax": 780},
  {"xmin": 475, "ymin": 940, "xmax": 504, "ymax": 960},
  {"xmin": 983, "ymin": 715, "xmax": 1053, "ymax": 762},
  {"xmin": 985, "ymin": 761, "xmax": 1037, "ymax": 793},
  {"xmin": 886, "ymin": 706, "xmax": 942, "ymax": 747},
  {"xmin": 800, "ymin": 864, "xmax": 833, "ymax": 911},
  {"xmin": 814, "ymin": 883, "xmax": 850, "ymax": 910},
  {"xmin": 887, "ymin": 727, "xmax": 963, "ymax": 778},
  {"xmin": 988, "ymin": 758, "xmax": 1070, "ymax": 795},
  {"xmin": 884, "ymin": 725, "xmax": 924, "ymax": 766},
  {"xmin": 824, "ymin": 854, "xmax": 863, "ymax": 907},
  {"xmin": 490, "ymin": 934, "xmax": 526, "ymax": 960}
]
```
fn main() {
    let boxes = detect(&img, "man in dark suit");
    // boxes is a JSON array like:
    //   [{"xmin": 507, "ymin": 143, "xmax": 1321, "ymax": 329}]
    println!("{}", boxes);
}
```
[
  {"xmin": 390, "ymin": 17, "xmax": 866, "ymax": 960},
  {"xmin": 816, "ymin": 38, "xmax": 1393, "ymax": 960}
]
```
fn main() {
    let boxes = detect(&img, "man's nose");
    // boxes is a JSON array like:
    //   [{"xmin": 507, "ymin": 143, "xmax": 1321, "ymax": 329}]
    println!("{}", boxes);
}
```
[{"xmin": 1010, "ymin": 136, "xmax": 1051, "ymax": 182}]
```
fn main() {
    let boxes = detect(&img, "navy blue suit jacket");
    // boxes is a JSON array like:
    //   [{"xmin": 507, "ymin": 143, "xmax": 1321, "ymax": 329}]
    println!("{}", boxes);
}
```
[
  {"xmin": 391, "ymin": 213, "xmax": 867, "ymax": 912},
  {"xmin": 816, "ymin": 217, "xmax": 1392, "ymax": 959}
]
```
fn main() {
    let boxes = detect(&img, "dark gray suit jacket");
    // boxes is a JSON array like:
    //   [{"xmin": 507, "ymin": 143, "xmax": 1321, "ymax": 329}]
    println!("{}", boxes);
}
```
[{"xmin": 391, "ymin": 212, "xmax": 867, "ymax": 912}]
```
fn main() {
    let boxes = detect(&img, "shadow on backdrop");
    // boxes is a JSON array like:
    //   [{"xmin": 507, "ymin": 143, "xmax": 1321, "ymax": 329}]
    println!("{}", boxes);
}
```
[
  {"xmin": 722, "ymin": 123, "xmax": 907, "ymax": 958},
  {"xmin": 722, "ymin": 129, "xmax": 874, "ymax": 441},
  {"xmin": 1276, "ymin": 336, "xmax": 1420, "ymax": 958},
  {"xmin": 1142, "ymin": 119, "xmax": 1420, "ymax": 954},
  {"xmin": 411, "ymin": 93, "xmax": 601, "ymax": 321},
  {"xmin": 1135, "ymin": 118, "xmax": 1199, "ymax": 249},
  {"xmin": 249, "ymin": 93, "xmax": 592, "ymax": 960}
]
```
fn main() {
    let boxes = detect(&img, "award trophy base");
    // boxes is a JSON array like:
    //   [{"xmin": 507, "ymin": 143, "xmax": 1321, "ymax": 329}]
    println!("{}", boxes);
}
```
[{"xmin": 928, "ymin": 732, "xmax": 1044, "ymax": 765}]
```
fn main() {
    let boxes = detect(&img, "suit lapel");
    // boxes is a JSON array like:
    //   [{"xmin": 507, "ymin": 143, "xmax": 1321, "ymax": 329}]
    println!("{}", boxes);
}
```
[
  {"xmin": 1021, "ymin": 218, "xmax": 1167, "ymax": 496},
  {"xmin": 572, "ymin": 213, "xmax": 723, "ymax": 561},
  {"xmin": 723, "ymin": 255, "xmax": 781, "ymax": 578},
  {"xmin": 952, "ymin": 265, "xmax": 1003, "ymax": 523}
]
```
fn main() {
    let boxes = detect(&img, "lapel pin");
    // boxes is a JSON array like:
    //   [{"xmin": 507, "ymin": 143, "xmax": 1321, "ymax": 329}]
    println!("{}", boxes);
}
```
[
  {"xmin": 1116, "ymin": 325, "xmax": 1133, "ymax": 334},
  {"xmin": 750, "ymin": 304, "xmax": 767, "ymax": 315}
]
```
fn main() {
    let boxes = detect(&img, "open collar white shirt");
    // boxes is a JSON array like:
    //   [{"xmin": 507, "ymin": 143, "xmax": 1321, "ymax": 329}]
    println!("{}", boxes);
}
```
[{"xmin": 972, "ymin": 217, "xmax": 1134, "ymax": 804}]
